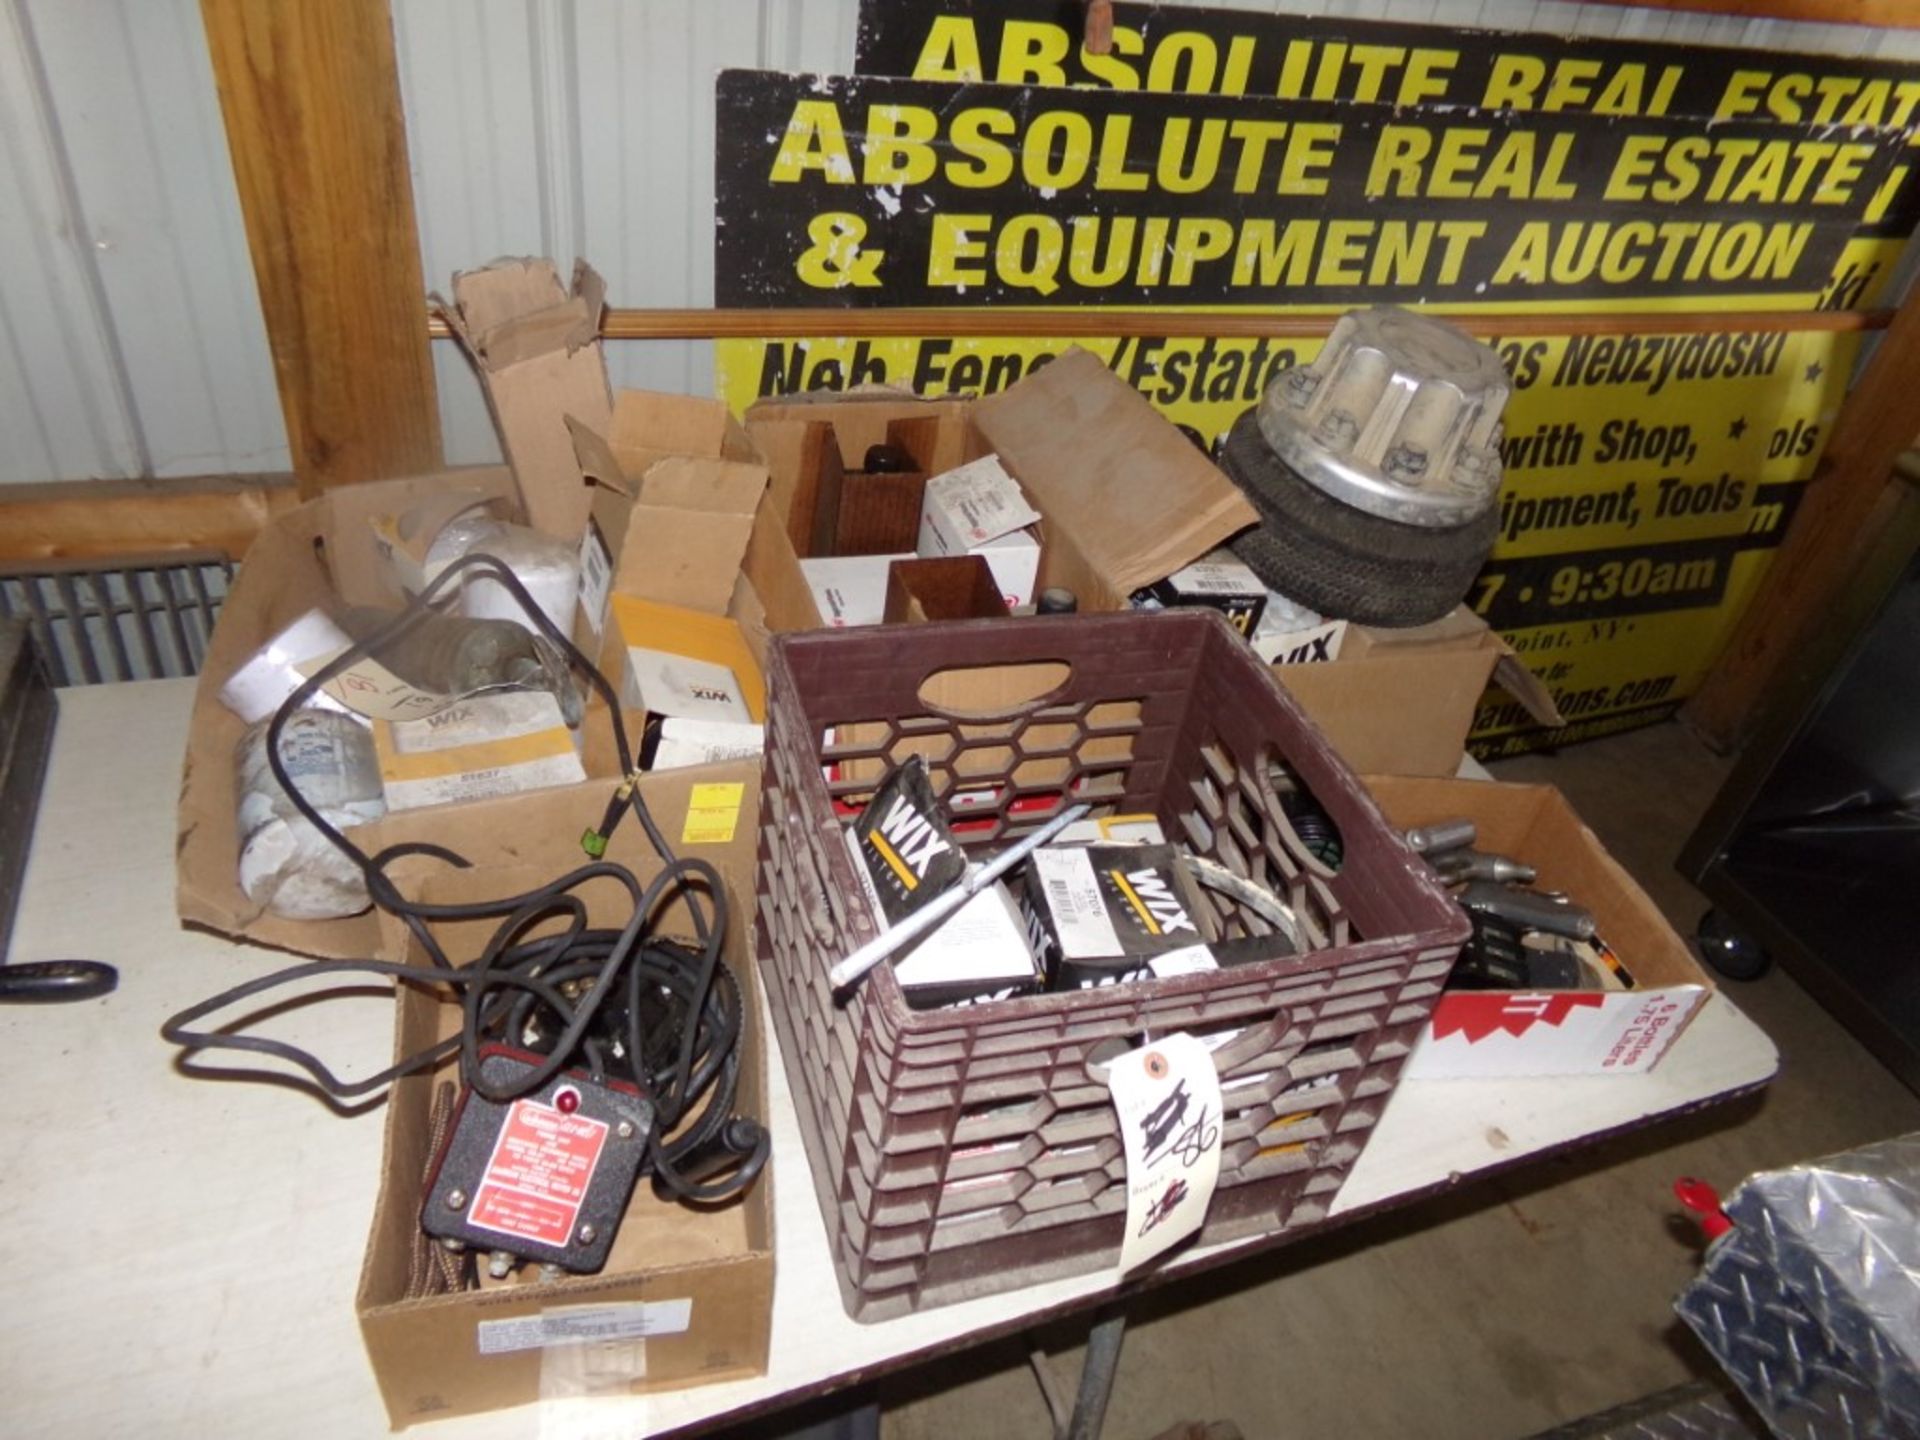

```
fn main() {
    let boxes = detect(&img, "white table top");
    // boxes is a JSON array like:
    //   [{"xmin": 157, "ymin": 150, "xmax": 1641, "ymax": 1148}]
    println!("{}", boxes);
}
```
[{"xmin": 0, "ymin": 680, "xmax": 1777, "ymax": 1438}]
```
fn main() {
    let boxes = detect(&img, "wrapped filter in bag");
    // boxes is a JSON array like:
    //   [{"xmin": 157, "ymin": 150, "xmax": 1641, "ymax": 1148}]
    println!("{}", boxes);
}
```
[
  {"xmin": 425, "ymin": 516, "xmax": 579, "ymax": 639},
  {"xmin": 217, "ymin": 609, "xmax": 353, "ymax": 724},
  {"xmin": 234, "ymin": 710, "xmax": 386, "ymax": 920}
]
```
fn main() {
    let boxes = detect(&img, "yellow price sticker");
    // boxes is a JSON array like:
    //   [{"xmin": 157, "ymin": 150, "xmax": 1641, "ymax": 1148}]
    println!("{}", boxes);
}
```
[{"xmin": 682, "ymin": 782, "xmax": 746, "ymax": 846}]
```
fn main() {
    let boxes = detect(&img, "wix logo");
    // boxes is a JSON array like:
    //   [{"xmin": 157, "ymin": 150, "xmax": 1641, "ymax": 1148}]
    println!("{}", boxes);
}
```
[
  {"xmin": 1120, "ymin": 868, "xmax": 1197, "ymax": 936},
  {"xmin": 875, "ymin": 794, "xmax": 952, "ymax": 878}
]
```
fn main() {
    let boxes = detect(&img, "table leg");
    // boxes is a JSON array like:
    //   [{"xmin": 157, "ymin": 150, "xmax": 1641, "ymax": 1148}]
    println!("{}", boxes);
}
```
[{"xmin": 1063, "ymin": 1306, "xmax": 1128, "ymax": 1440}]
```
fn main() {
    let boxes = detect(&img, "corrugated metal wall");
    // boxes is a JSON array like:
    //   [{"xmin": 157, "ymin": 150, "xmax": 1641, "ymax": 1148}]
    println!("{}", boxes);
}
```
[{"xmin": 4, "ymin": 0, "xmax": 1919, "ymax": 484}]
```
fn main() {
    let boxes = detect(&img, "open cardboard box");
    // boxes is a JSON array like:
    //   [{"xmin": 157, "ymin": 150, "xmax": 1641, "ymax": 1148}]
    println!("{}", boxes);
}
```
[
  {"xmin": 1285, "ymin": 613, "xmax": 1562, "ymax": 778},
  {"xmin": 356, "ymin": 768, "xmax": 772, "ymax": 1427},
  {"xmin": 747, "ymin": 352, "xmax": 1551, "ymax": 777},
  {"xmin": 1366, "ymin": 776, "xmax": 1714, "ymax": 1077},
  {"xmin": 175, "ymin": 455, "xmax": 817, "ymax": 961},
  {"xmin": 433, "ymin": 257, "xmax": 612, "ymax": 540},
  {"xmin": 747, "ymin": 394, "xmax": 979, "ymax": 626}
]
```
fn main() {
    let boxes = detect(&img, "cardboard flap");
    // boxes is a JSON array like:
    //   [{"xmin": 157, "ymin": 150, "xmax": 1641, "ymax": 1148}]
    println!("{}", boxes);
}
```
[
  {"xmin": 972, "ymin": 348, "xmax": 1258, "ymax": 594},
  {"xmin": 572, "ymin": 259, "xmax": 606, "ymax": 328},
  {"xmin": 567, "ymin": 414, "xmax": 631, "ymax": 494},
  {"xmin": 475, "ymin": 297, "xmax": 598, "ymax": 370},
  {"xmin": 609, "ymin": 390, "xmax": 735, "ymax": 469},
  {"xmin": 1493, "ymin": 652, "xmax": 1568, "ymax": 728},
  {"xmin": 450, "ymin": 257, "xmax": 563, "ymax": 334},
  {"xmin": 643, "ymin": 456, "xmax": 769, "ymax": 516}
]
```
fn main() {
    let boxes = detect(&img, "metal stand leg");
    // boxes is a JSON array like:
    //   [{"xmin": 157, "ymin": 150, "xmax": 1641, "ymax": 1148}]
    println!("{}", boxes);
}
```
[{"xmin": 1064, "ymin": 1307, "xmax": 1128, "ymax": 1440}]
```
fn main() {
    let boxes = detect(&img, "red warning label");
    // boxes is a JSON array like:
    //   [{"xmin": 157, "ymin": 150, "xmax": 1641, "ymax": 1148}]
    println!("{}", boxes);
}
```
[{"xmin": 467, "ymin": 1098, "xmax": 609, "ymax": 1249}]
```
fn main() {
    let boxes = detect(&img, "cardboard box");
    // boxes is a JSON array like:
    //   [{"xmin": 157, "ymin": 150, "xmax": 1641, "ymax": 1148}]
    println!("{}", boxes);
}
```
[
  {"xmin": 372, "ymin": 691, "xmax": 585, "ymax": 812},
  {"xmin": 609, "ymin": 594, "xmax": 765, "ymax": 725},
  {"xmin": 567, "ymin": 391, "xmax": 770, "ymax": 646},
  {"xmin": 1276, "ymin": 608, "xmax": 1562, "ymax": 777},
  {"xmin": 748, "ymin": 398, "xmax": 981, "ymax": 627},
  {"xmin": 356, "ymin": 767, "xmax": 772, "ymax": 1427},
  {"xmin": 915, "ymin": 454, "xmax": 1043, "ymax": 610},
  {"xmin": 745, "ymin": 360, "xmax": 1542, "ymax": 779},
  {"xmin": 884, "ymin": 556, "xmax": 1009, "ymax": 624},
  {"xmin": 971, "ymin": 348, "xmax": 1259, "ymax": 610},
  {"xmin": 175, "ymin": 467, "xmax": 810, "ymax": 961},
  {"xmin": 435, "ymin": 258, "xmax": 612, "ymax": 540},
  {"xmin": 1139, "ymin": 550, "xmax": 1268, "ymax": 638},
  {"xmin": 1366, "ymin": 776, "xmax": 1714, "ymax": 1078}
]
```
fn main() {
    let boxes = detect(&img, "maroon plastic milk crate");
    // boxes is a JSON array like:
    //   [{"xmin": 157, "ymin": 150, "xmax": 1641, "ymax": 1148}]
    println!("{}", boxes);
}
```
[{"xmin": 754, "ymin": 612, "xmax": 1466, "ymax": 1320}]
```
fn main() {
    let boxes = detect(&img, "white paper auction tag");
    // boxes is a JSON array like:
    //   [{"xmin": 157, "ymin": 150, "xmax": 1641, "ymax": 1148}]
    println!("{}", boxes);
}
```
[{"xmin": 1108, "ymin": 1032, "xmax": 1223, "ymax": 1274}]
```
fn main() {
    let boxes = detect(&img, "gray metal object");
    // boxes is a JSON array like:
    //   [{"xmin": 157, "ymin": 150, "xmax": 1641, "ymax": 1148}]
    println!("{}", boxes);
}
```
[
  {"xmin": 0, "ymin": 552, "xmax": 231, "ymax": 686},
  {"xmin": 1256, "ymin": 308, "xmax": 1510, "ymax": 528},
  {"xmin": 1435, "ymin": 851, "xmax": 1540, "ymax": 885},
  {"xmin": 1457, "ymin": 882, "xmax": 1598, "ymax": 940},
  {"xmin": 1676, "ymin": 1131, "xmax": 1920, "ymax": 1438},
  {"xmin": 0, "ymin": 622, "xmax": 58, "ymax": 964},
  {"xmin": 1407, "ymin": 818, "xmax": 1476, "ymax": 854},
  {"xmin": 1525, "ymin": 1381, "xmax": 1766, "ymax": 1439}
]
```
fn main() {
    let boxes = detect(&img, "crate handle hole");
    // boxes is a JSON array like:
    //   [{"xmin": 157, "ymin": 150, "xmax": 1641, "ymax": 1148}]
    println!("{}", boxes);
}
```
[{"xmin": 917, "ymin": 661, "xmax": 1071, "ymax": 721}]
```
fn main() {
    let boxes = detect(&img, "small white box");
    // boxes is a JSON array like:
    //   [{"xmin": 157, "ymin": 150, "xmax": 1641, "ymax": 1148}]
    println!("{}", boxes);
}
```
[
  {"xmin": 917, "ymin": 455, "xmax": 1043, "ymax": 610},
  {"xmin": 624, "ymin": 649, "xmax": 752, "ymax": 724},
  {"xmin": 652, "ymin": 717, "xmax": 765, "ymax": 771},
  {"xmin": 800, "ymin": 554, "xmax": 911, "ymax": 628}
]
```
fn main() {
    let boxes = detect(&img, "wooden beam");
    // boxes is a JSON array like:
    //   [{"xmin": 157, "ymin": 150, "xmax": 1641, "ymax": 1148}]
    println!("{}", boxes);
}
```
[
  {"xmin": 201, "ymin": 0, "xmax": 439, "ymax": 498},
  {"xmin": 1585, "ymin": 0, "xmax": 1920, "ymax": 24},
  {"xmin": 0, "ymin": 475, "xmax": 298, "ymax": 564},
  {"xmin": 425, "ymin": 306, "xmax": 1893, "ymax": 343},
  {"xmin": 1684, "ymin": 288, "xmax": 1920, "ymax": 751}
]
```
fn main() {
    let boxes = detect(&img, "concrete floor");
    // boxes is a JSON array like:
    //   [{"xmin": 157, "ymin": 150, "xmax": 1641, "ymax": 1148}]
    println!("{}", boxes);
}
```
[{"xmin": 868, "ymin": 721, "xmax": 1920, "ymax": 1440}]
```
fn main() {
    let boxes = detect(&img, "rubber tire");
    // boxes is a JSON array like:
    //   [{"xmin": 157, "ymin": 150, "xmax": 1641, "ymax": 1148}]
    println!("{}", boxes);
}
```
[{"xmin": 1219, "ymin": 407, "xmax": 1497, "ymax": 628}]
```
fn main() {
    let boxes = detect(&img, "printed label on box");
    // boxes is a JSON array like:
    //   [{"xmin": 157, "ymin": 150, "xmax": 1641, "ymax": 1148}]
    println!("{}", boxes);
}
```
[
  {"xmin": 1110, "ymin": 1033, "xmax": 1222, "ymax": 1274},
  {"xmin": 467, "ymin": 1099, "xmax": 610, "ymax": 1249},
  {"xmin": 653, "ymin": 718, "xmax": 765, "ymax": 771},
  {"xmin": 627, "ymin": 649, "xmax": 751, "ymax": 724},
  {"xmin": 1254, "ymin": 619, "xmax": 1348, "ymax": 666},
  {"xmin": 1164, "ymin": 559, "xmax": 1260, "ymax": 597},
  {"xmin": 1408, "ymin": 985, "xmax": 1708, "ymax": 1078},
  {"xmin": 924, "ymin": 455, "xmax": 1040, "ymax": 546},
  {"xmin": 1031, "ymin": 847, "xmax": 1123, "ymax": 958},
  {"xmin": 476, "ymin": 1299, "xmax": 693, "ymax": 1356},
  {"xmin": 682, "ymin": 781, "xmax": 745, "ymax": 845},
  {"xmin": 388, "ymin": 690, "xmax": 566, "ymax": 753},
  {"xmin": 578, "ymin": 520, "xmax": 613, "ymax": 638}
]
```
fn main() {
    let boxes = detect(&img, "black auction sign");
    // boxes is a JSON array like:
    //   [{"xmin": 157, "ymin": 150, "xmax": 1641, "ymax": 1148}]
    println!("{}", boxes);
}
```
[
  {"xmin": 714, "ymin": 69, "xmax": 1897, "ymax": 310},
  {"xmin": 857, "ymin": 0, "xmax": 1920, "ymax": 243},
  {"xmin": 712, "ymin": 7, "xmax": 1919, "ymax": 755}
]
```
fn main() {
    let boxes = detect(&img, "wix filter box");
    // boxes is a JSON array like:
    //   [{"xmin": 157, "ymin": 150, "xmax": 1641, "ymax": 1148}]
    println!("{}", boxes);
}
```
[
  {"xmin": 1135, "ymin": 550, "xmax": 1267, "ymax": 638},
  {"xmin": 845, "ymin": 826, "xmax": 1040, "ymax": 1009},
  {"xmin": 1024, "ymin": 842, "xmax": 1215, "ymax": 990},
  {"xmin": 848, "ymin": 759, "xmax": 966, "ymax": 924}
]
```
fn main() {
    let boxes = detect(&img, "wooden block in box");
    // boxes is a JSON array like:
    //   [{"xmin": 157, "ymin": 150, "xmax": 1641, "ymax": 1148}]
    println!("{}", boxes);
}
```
[
  {"xmin": 356, "ymin": 766, "xmax": 770, "ymax": 1427},
  {"xmin": 1365, "ymin": 776, "xmax": 1715, "ymax": 1077}
]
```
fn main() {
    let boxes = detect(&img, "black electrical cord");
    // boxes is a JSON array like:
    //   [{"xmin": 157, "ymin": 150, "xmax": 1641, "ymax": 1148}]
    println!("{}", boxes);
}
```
[{"xmin": 161, "ymin": 553, "xmax": 769, "ymax": 1205}]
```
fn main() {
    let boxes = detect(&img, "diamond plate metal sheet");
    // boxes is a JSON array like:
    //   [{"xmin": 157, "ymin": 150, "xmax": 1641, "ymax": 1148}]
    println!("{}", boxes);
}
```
[
  {"xmin": 1526, "ymin": 1381, "xmax": 1767, "ymax": 1439},
  {"xmin": 1676, "ymin": 1132, "xmax": 1920, "ymax": 1439}
]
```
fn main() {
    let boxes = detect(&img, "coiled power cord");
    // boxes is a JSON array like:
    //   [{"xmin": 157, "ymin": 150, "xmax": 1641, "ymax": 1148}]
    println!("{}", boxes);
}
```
[{"xmin": 161, "ymin": 554, "xmax": 769, "ymax": 1207}]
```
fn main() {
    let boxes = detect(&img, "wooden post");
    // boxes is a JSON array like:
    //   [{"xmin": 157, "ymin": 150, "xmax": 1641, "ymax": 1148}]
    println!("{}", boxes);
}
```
[
  {"xmin": 201, "ymin": 0, "xmax": 440, "ymax": 497},
  {"xmin": 1684, "ymin": 289, "xmax": 1920, "ymax": 751}
]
